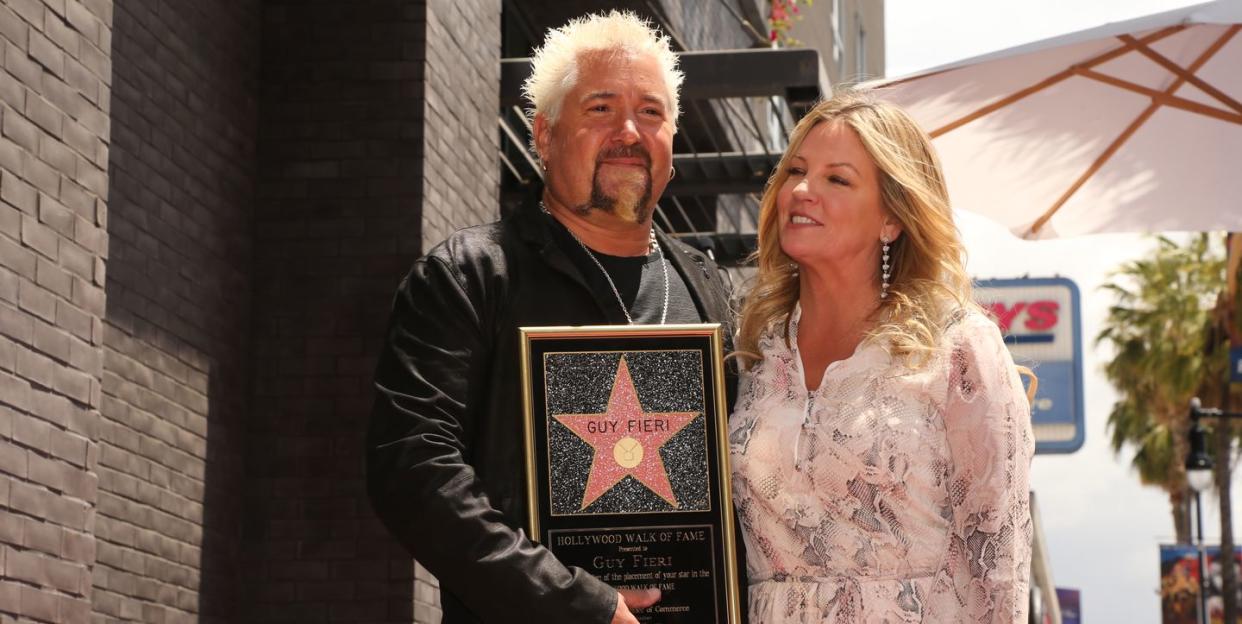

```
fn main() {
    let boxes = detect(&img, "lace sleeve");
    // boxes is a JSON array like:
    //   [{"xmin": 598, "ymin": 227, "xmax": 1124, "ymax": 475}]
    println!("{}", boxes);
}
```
[{"xmin": 932, "ymin": 315, "xmax": 1035, "ymax": 623}]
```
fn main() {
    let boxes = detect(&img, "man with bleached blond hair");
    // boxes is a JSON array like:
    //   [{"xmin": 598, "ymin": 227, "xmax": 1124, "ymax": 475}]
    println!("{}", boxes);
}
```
[{"xmin": 366, "ymin": 11, "xmax": 738, "ymax": 624}]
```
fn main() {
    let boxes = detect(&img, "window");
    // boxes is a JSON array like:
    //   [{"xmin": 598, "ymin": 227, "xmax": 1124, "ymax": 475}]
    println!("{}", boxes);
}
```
[
  {"xmin": 831, "ymin": 0, "xmax": 844, "ymax": 70},
  {"xmin": 856, "ymin": 14, "xmax": 866, "ymax": 78}
]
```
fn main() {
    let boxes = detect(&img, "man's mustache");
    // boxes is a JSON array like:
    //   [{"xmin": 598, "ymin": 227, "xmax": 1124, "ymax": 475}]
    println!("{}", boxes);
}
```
[{"xmin": 596, "ymin": 145, "xmax": 652, "ymax": 169}]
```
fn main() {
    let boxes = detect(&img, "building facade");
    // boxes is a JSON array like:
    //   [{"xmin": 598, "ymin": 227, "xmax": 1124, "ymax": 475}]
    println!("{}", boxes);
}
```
[
  {"xmin": 789, "ymin": 0, "xmax": 886, "ymax": 85},
  {"xmin": 0, "ymin": 1, "xmax": 880, "ymax": 623}
]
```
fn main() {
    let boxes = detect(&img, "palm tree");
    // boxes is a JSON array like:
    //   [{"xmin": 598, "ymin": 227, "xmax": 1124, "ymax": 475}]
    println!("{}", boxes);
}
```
[
  {"xmin": 1097, "ymin": 233, "xmax": 1229, "ymax": 610},
  {"xmin": 1097, "ymin": 234, "xmax": 1225, "ymax": 535},
  {"xmin": 1205, "ymin": 235, "xmax": 1241, "ymax": 624}
]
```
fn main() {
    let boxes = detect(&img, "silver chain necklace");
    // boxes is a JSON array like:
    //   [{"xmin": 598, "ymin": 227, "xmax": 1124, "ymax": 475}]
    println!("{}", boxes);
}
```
[{"xmin": 541, "ymin": 204, "xmax": 669, "ymax": 325}]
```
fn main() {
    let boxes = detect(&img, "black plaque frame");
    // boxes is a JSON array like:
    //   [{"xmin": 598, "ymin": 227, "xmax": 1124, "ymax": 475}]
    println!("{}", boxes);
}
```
[{"xmin": 519, "ymin": 324, "xmax": 741, "ymax": 624}]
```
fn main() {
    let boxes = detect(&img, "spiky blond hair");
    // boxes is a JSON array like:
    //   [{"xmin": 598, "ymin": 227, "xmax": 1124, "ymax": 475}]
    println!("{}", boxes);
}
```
[{"xmin": 522, "ymin": 10, "xmax": 683, "ymax": 128}]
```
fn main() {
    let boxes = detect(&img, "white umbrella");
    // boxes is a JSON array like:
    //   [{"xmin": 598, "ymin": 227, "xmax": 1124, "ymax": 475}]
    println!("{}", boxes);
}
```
[{"xmin": 873, "ymin": 0, "xmax": 1242, "ymax": 239}]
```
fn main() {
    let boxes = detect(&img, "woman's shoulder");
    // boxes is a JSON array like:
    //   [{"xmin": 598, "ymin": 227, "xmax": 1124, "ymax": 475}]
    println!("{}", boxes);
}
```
[
  {"xmin": 947, "ymin": 306, "xmax": 998, "ymax": 328},
  {"xmin": 940, "ymin": 306, "xmax": 1007, "ymax": 352}
]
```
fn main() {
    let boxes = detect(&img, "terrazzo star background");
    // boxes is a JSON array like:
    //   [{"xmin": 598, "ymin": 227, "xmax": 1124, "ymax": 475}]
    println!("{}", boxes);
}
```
[{"xmin": 545, "ymin": 350, "xmax": 710, "ymax": 515}]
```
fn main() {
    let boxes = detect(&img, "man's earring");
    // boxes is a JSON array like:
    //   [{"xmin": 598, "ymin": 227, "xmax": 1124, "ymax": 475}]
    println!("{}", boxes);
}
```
[{"xmin": 669, "ymin": 166, "xmax": 676, "ymax": 180}]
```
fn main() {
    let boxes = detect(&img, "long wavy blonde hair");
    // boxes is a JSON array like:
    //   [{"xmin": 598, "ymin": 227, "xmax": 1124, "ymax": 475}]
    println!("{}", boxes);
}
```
[{"xmin": 736, "ymin": 88, "xmax": 979, "ymax": 370}]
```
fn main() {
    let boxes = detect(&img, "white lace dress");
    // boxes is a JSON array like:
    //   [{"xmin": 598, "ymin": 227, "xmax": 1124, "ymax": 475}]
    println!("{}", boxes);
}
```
[{"xmin": 730, "ymin": 306, "xmax": 1034, "ymax": 623}]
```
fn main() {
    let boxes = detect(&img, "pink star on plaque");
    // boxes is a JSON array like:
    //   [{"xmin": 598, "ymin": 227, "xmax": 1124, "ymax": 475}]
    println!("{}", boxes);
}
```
[{"xmin": 554, "ymin": 356, "xmax": 699, "ymax": 510}]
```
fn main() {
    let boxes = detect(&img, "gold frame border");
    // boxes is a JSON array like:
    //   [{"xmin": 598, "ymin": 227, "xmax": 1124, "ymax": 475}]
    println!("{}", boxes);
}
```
[{"xmin": 519, "ymin": 323, "xmax": 740, "ymax": 624}]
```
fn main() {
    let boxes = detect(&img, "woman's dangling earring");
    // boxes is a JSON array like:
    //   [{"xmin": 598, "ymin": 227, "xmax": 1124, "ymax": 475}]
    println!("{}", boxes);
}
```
[{"xmin": 880, "ymin": 236, "xmax": 891, "ymax": 300}]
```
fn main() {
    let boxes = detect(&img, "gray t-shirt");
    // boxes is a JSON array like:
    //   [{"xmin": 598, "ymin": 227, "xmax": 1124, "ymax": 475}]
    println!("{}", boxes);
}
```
[
  {"xmin": 591, "ymin": 247, "xmax": 698, "ymax": 325},
  {"xmin": 547, "ymin": 217, "xmax": 698, "ymax": 325}
]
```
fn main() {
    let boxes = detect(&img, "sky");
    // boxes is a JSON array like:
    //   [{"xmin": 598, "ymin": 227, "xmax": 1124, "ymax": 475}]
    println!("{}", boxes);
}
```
[{"xmin": 883, "ymin": 0, "xmax": 1219, "ymax": 622}]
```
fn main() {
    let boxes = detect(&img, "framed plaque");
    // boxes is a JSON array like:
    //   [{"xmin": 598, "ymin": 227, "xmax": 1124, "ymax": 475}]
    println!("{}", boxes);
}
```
[{"xmin": 520, "ymin": 324, "xmax": 741, "ymax": 624}]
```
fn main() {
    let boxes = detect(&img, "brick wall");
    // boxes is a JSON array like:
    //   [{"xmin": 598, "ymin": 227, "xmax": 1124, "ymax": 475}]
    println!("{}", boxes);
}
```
[
  {"xmin": 4, "ymin": 0, "xmax": 506, "ymax": 622},
  {"xmin": 0, "ymin": 0, "xmax": 112, "ymax": 621},
  {"xmin": 246, "ymin": 1, "xmax": 429, "ymax": 621},
  {"xmin": 414, "ymin": 1, "xmax": 501, "ymax": 620},
  {"xmin": 100, "ymin": 0, "xmax": 259, "ymax": 622},
  {"xmin": 421, "ymin": 0, "xmax": 501, "ymax": 252}
]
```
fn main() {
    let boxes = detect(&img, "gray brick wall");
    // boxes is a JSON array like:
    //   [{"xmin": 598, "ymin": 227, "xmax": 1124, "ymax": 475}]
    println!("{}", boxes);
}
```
[
  {"xmin": 420, "ymin": 0, "xmax": 501, "ymax": 252},
  {"xmin": 100, "ymin": 0, "xmax": 259, "ymax": 622},
  {"xmin": 0, "ymin": 0, "xmax": 112, "ymax": 621},
  {"xmin": 414, "ymin": 1, "xmax": 501, "ymax": 620},
  {"xmin": 3, "ymin": 1, "xmax": 504, "ymax": 622},
  {"xmin": 247, "ymin": 1, "xmax": 427, "ymax": 622}
]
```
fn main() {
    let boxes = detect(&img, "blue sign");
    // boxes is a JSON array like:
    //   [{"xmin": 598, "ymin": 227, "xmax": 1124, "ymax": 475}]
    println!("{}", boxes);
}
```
[
  {"xmin": 1055, "ymin": 588, "xmax": 1080, "ymax": 624},
  {"xmin": 1232, "ymin": 346, "xmax": 1242, "ymax": 383},
  {"xmin": 976, "ymin": 277, "xmax": 1084, "ymax": 454}
]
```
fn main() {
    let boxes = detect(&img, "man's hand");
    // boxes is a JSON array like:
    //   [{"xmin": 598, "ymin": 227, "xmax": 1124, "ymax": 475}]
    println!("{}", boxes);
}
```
[{"xmin": 611, "ymin": 587, "xmax": 661, "ymax": 624}]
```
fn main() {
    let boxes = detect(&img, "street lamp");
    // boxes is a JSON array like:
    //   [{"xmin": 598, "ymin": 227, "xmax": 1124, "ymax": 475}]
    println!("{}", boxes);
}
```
[
  {"xmin": 1187, "ymin": 399, "xmax": 1214, "ymax": 624},
  {"xmin": 1187, "ymin": 397, "xmax": 1242, "ymax": 624}
]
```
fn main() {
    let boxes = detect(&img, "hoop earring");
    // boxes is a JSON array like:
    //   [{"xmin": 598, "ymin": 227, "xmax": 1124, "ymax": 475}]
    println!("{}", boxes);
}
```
[
  {"xmin": 669, "ymin": 167, "xmax": 676, "ymax": 180},
  {"xmin": 879, "ymin": 237, "xmax": 891, "ymax": 300}
]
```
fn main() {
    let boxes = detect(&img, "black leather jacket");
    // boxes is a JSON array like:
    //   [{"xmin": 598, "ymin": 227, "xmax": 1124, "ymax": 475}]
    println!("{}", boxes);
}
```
[{"xmin": 366, "ymin": 204, "xmax": 739, "ymax": 623}]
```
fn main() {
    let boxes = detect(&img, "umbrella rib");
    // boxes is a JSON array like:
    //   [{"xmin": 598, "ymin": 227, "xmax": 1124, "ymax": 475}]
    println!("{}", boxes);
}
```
[
  {"xmin": 1026, "ymin": 103, "xmax": 1159, "ymax": 238},
  {"xmin": 930, "ymin": 69, "xmax": 1073, "ymax": 138},
  {"xmin": 1076, "ymin": 37, "xmax": 1242, "ymax": 125},
  {"xmin": 1025, "ymin": 28, "xmax": 1239, "ymax": 237},
  {"xmin": 1117, "ymin": 32, "xmax": 1242, "ymax": 115},
  {"xmin": 930, "ymin": 26, "xmax": 1186, "ymax": 138},
  {"xmin": 1076, "ymin": 70, "xmax": 1242, "ymax": 124}
]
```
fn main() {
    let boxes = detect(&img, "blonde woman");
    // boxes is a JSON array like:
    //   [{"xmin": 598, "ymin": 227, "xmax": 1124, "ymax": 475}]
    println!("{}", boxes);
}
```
[{"xmin": 730, "ymin": 90, "xmax": 1035, "ymax": 623}]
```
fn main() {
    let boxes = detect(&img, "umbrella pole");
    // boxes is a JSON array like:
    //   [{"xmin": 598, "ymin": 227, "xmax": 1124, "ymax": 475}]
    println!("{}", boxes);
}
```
[{"xmin": 1225, "ymin": 233, "xmax": 1242, "ymax": 624}]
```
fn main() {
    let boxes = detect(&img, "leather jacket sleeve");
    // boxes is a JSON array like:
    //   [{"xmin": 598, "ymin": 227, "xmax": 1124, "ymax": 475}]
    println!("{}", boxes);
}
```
[{"xmin": 365, "ymin": 254, "xmax": 617, "ymax": 623}]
